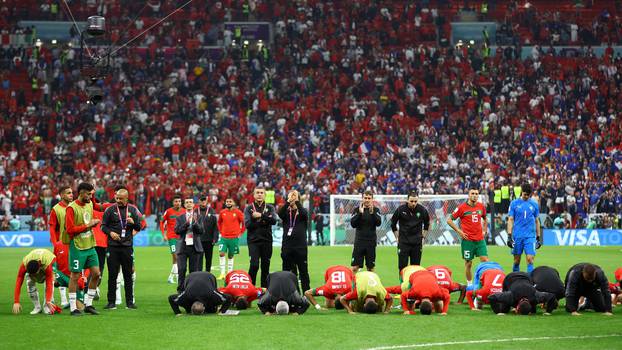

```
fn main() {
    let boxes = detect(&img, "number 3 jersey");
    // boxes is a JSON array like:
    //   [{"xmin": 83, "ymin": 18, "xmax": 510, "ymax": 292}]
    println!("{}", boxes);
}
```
[
  {"xmin": 218, "ymin": 270, "xmax": 263, "ymax": 302},
  {"xmin": 452, "ymin": 202, "xmax": 487, "ymax": 241},
  {"xmin": 313, "ymin": 265, "xmax": 354, "ymax": 299}
]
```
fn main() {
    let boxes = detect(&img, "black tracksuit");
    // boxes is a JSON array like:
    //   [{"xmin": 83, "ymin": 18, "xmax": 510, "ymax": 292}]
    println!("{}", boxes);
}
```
[
  {"xmin": 278, "ymin": 202, "xmax": 310, "ymax": 292},
  {"xmin": 350, "ymin": 207, "xmax": 381, "ymax": 269},
  {"xmin": 257, "ymin": 271, "xmax": 310, "ymax": 314},
  {"xmin": 101, "ymin": 204, "xmax": 143, "ymax": 305},
  {"xmin": 390, "ymin": 203, "xmax": 430, "ymax": 271},
  {"xmin": 532, "ymin": 266, "xmax": 565, "ymax": 300},
  {"xmin": 244, "ymin": 201, "xmax": 277, "ymax": 288},
  {"xmin": 564, "ymin": 263, "xmax": 612, "ymax": 313},
  {"xmin": 488, "ymin": 272, "xmax": 557, "ymax": 314},
  {"xmin": 198, "ymin": 206, "xmax": 218, "ymax": 272},
  {"xmin": 168, "ymin": 272, "xmax": 231, "ymax": 314}
]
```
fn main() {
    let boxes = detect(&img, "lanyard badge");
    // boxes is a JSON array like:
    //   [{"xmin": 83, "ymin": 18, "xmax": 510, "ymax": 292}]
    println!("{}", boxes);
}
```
[
  {"xmin": 287, "ymin": 209, "xmax": 298, "ymax": 236},
  {"xmin": 116, "ymin": 205, "xmax": 129, "ymax": 238}
]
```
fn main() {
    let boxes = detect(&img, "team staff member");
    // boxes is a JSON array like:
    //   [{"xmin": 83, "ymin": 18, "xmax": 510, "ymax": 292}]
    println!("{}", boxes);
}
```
[
  {"xmin": 217, "ymin": 198, "xmax": 245, "ymax": 279},
  {"xmin": 350, "ymin": 191, "xmax": 381, "ymax": 272},
  {"xmin": 198, "ymin": 195, "xmax": 218, "ymax": 272},
  {"xmin": 531, "ymin": 266, "xmax": 565, "ymax": 300},
  {"xmin": 447, "ymin": 186, "xmax": 489, "ymax": 285},
  {"xmin": 161, "ymin": 195, "xmax": 185, "ymax": 284},
  {"xmin": 174, "ymin": 197, "xmax": 205, "ymax": 292},
  {"xmin": 168, "ymin": 271, "xmax": 231, "ymax": 315},
  {"xmin": 391, "ymin": 191, "xmax": 430, "ymax": 272},
  {"xmin": 244, "ymin": 186, "xmax": 277, "ymax": 287},
  {"xmin": 564, "ymin": 263, "xmax": 613, "ymax": 316},
  {"xmin": 278, "ymin": 190, "xmax": 310, "ymax": 292},
  {"xmin": 13, "ymin": 249, "xmax": 61, "ymax": 315},
  {"xmin": 101, "ymin": 189, "xmax": 143, "ymax": 310},
  {"xmin": 64, "ymin": 182, "xmax": 102, "ymax": 316},
  {"xmin": 488, "ymin": 272, "xmax": 558, "ymax": 315},
  {"xmin": 258, "ymin": 271, "xmax": 310, "ymax": 315}
]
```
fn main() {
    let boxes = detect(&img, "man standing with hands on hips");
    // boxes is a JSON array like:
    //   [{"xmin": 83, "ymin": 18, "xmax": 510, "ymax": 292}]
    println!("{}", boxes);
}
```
[
  {"xmin": 101, "ymin": 189, "xmax": 143, "ymax": 310},
  {"xmin": 244, "ymin": 186, "xmax": 277, "ymax": 288},
  {"xmin": 391, "ymin": 191, "xmax": 430, "ymax": 273},
  {"xmin": 279, "ymin": 190, "xmax": 310, "ymax": 292}
]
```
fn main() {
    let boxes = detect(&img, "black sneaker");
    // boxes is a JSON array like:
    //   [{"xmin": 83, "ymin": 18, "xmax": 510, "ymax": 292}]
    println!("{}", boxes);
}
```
[
  {"xmin": 126, "ymin": 303, "xmax": 138, "ymax": 310},
  {"xmin": 84, "ymin": 306, "xmax": 99, "ymax": 315},
  {"xmin": 104, "ymin": 303, "xmax": 117, "ymax": 310},
  {"xmin": 71, "ymin": 309, "xmax": 83, "ymax": 316}
]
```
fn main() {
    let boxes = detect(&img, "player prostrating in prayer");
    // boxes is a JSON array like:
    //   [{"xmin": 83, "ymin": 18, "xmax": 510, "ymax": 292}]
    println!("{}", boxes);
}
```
[
  {"xmin": 305, "ymin": 265, "xmax": 353, "ymax": 310},
  {"xmin": 218, "ymin": 270, "xmax": 263, "ymax": 310}
]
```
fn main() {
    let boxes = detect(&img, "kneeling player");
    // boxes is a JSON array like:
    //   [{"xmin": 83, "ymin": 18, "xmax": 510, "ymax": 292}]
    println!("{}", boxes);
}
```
[
  {"xmin": 531, "ymin": 266, "xmax": 565, "ymax": 300},
  {"xmin": 258, "ymin": 271, "xmax": 310, "ymax": 315},
  {"xmin": 13, "ymin": 249, "xmax": 62, "ymax": 315},
  {"xmin": 340, "ymin": 271, "xmax": 392, "ymax": 314},
  {"xmin": 399, "ymin": 270, "xmax": 450, "ymax": 315},
  {"xmin": 218, "ymin": 270, "xmax": 263, "ymax": 310},
  {"xmin": 466, "ymin": 268, "xmax": 505, "ymax": 310},
  {"xmin": 488, "ymin": 272, "xmax": 557, "ymax": 315},
  {"xmin": 305, "ymin": 265, "xmax": 353, "ymax": 310},
  {"xmin": 427, "ymin": 265, "xmax": 466, "ymax": 304},
  {"xmin": 168, "ymin": 271, "xmax": 231, "ymax": 315}
]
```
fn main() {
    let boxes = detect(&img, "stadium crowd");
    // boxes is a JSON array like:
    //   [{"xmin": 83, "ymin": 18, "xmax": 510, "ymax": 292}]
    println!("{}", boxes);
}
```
[{"xmin": 0, "ymin": 0, "xmax": 621, "ymax": 231}]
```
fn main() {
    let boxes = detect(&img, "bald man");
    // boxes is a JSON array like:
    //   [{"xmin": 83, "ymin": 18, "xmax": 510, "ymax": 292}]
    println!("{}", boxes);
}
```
[{"xmin": 101, "ymin": 189, "xmax": 144, "ymax": 310}]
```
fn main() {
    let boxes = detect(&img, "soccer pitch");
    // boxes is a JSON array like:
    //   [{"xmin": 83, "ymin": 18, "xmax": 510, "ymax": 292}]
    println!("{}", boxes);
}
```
[{"xmin": 1, "ymin": 246, "xmax": 620, "ymax": 350}]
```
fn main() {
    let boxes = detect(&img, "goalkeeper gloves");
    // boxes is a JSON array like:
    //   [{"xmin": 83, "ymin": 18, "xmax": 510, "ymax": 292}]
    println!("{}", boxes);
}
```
[
  {"xmin": 506, "ymin": 236, "xmax": 514, "ymax": 249},
  {"xmin": 536, "ymin": 237, "xmax": 542, "ymax": 249}
]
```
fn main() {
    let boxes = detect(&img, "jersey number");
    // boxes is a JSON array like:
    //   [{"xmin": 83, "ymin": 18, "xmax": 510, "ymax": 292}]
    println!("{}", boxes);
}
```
[
  {"xmin": 492, "ymin": 274, "xmax": 503, "ymax": 287},
  {"xmin": 330, "ymin": 271, "xmax": 346, "ymax": 283},
  {"xmin": 524, "ymin": 210, "xmax": 527, "ymax": 219},
  {"xmin": 434, "ymin": 269, "xmax": 446, "ymax": 280},
  {"xmin": 73, "ymin": 260, "xmax": 79, "ymax": 271},
  {"xmin": 471, "ymin": 214, "xmax": 479, "ymax": 223},
  {"xmin": 229, "ymin": 273, "xmax": 250, "ymax": 284}
]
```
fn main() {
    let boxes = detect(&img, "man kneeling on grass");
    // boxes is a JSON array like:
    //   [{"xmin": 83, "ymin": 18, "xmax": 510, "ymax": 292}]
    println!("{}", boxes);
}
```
[
  {"xmin": 339, "ymin": 271, "xmax": 392, "ymax": 314},
  {"xmin": 168, "ymin": 271, "xmax": 231, "ymax": 315}
]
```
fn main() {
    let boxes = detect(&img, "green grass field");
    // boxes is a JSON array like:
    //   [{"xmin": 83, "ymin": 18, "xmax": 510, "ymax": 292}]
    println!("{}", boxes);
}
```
[{"xmin": 1, "ymin": 246, "xmax": 621, "ymax": 350}]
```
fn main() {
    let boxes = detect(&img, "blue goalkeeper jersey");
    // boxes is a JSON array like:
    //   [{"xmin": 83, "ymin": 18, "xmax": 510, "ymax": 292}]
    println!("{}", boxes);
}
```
[{"xmin": 508, "ymin": 198, "xmax": 539, "ymax": 239}]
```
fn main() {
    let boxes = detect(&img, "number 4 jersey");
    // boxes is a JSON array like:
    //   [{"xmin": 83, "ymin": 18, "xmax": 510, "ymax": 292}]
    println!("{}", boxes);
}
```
[
  {"xmin": 312, "ymin": 265, "xmax": 354, "ymax": 299},
  {"xmin": 452, "ymin": 202, "xmax": 486, "ymax": 241},
  {"xmin": 218, "ymin": 270, "xmax": 263, "ymax": 302}
]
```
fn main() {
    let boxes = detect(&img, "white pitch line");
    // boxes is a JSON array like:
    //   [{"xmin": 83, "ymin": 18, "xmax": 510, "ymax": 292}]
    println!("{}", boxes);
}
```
[{"xmin": 363, "ymin": 334, "xmax": 622, "ymax": 350}]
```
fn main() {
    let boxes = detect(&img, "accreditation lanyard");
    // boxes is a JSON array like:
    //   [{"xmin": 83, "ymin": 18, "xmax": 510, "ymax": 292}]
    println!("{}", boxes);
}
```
[
  {"xmin": 185, "ymin": 211, "xmax": 195, "ymax": 245},
  {"xmin": 116, "ymin": 205, "xmax": 129, "ymax": 238},
  {"xmin": 287, "ymin": 208, "xmax": 298, "ymax": 236},
  {"xmin": 252, "ymin": 202, "xmax": 265, "ymax": 214}
]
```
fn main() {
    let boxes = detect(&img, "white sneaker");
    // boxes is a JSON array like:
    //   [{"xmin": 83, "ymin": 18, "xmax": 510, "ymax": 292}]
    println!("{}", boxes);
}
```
[
  {"xmin": 30, "ymin": 306, "xmax": 42, "ymax": 315},
  {"xmin": 474, "ymin": 296, "xmax": 481, "ymax": 309},
  {"xmin": 167, "ymin": 275, "xmax": 175, "ymax": 284}
]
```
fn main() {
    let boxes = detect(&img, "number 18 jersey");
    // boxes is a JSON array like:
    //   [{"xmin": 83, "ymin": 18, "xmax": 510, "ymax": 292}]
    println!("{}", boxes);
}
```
[{"xmin": 313, "ymin": 265, "xmax": 353, "ymax": 299}]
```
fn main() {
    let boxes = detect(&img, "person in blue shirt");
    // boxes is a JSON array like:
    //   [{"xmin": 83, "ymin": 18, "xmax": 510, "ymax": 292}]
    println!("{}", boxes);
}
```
[{"xmin": 506, "ymin": 183, "xmax": 542, "ymax": 273}]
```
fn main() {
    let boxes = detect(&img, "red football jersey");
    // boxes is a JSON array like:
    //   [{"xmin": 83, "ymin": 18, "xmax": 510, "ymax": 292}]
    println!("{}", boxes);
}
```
[
  {"xmin": 452, "ymin": 202, "xmax": 486, "ymax": 241},
  {"xmin": 52, "ymin": 241, "xmax": 70, "ymax": 276},
  {"xmin": 314, "ymin": 265, "xmax": 353, "ymax": 299},
  {"xmin": 403, "ymin": 270, "xmax": 450, "ymax": 314},
  {"xmin": 427, "ymin": 265, "xmax": 461, "ymax": 292},
  {"xmin": 218, "ymin": 270, "xmax": 262, "ymax": 302},
  {"xmin": 479, "ymin": 269, "xmax": 505, "ymax": 297},
  {"xmin": 615, "ymin": 267, "xmax": 622, "ymax": 282},
  {"xmin": 161, "ymin": 207, "xmax": 185, "ymax": 239}
]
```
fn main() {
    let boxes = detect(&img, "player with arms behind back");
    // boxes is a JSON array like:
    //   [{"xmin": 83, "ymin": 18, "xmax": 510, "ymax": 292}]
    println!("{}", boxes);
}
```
[
  {"xmin": 507, "ymin": 183, "xmax": 542, "ymax": 273},
  {"xmin": 305, "ymin": 265, "xmax": 353, "ymax": 311},
  {"xmin": 161, "ymin": 195, "xmax": 185, "ymax": 284},
  {"xmin": 446, "ymin": 186, "xmax": 489, "ymax": 286}
]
